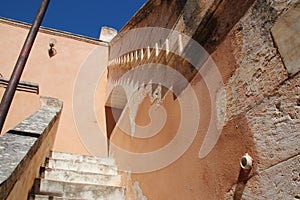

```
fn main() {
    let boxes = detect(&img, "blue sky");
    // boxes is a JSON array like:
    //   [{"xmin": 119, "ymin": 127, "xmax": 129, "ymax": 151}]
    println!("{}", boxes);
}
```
[{"xmin": 0, "ymin": 0, "xmax": 146, "ymax": 38}]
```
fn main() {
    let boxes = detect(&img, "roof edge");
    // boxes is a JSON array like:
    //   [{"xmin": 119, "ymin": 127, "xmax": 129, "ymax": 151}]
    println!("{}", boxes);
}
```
[
  {"xmin": 119, "ymin": 0, "xmax": 161, "ymax": 33},
  {"xmin": 0, "ymin": 17, "xmax": 108, "ymax": 46}
]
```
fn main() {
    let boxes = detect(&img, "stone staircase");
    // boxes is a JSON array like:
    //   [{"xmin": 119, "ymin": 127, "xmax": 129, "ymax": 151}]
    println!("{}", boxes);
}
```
[{"xmin": 28, "ymin": 151, "xmax": 127, "ymax": 200}]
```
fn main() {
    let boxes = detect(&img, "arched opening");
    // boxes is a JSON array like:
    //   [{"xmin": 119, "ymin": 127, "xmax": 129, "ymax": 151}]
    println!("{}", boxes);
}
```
[{"xmin": 105, "ymin": 86, "xmax": 127, "ymax": 141}]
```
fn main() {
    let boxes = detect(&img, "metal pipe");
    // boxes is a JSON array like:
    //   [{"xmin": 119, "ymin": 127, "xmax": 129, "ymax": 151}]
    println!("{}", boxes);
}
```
[
  {"xmin": 240, "ymin": 153, "xmax": 253, "ymax": 170},
  {"xmin": 0, "ymin": 0, "xmax": 50, "ymax": 133}
]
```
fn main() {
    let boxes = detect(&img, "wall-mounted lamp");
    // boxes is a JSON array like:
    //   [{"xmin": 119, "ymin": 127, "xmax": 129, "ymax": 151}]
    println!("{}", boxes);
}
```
[{"xmin": 48, "ymin": 38, "xmax": 57, "ymax": 58}]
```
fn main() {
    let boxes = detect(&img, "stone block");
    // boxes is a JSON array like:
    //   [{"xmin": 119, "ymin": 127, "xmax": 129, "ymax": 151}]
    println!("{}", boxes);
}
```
[
  {"xmin": 99, "ymin": 26, "xmax": 117, "ymax": 42},
  {"xmin": 271, "ymin": 4, "xmax": 300, "ymax": 75},
  {"xmin": 241, "ymin": 154, "xmax": 300, "ymax": 199},
  {"xmin": 246, "ymin": 73, "xmax": 300, "ymax": 170}
]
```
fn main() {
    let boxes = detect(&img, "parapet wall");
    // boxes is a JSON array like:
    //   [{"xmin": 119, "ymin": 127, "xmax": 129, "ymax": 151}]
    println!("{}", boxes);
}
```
[{"xmin": 0, "ymin": 97, "xmax": 62, "ymax": 200}]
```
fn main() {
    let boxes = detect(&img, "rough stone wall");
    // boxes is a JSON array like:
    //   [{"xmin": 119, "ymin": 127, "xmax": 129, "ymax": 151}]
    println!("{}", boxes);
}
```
[
  {"xmin": 224, "ymin": 0, "xmax": 290, "ymax": 121},
  {"xmin": 222, "ymin": 1, "xmax": 300, "ymax": 199},
  {"xmin": 239, "ymin": 74, "xmax": 300, "ymax": 199}
]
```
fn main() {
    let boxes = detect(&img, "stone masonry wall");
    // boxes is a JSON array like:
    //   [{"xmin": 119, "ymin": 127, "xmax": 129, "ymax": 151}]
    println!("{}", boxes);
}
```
[{"xmin": 224, "ymin": 1, "xmax": 300, "ymax": 199}]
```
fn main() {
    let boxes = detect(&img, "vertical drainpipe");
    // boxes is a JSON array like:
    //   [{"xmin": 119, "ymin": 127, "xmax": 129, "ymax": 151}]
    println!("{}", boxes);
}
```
[{"xmin": 0, "ymin": 0, "xmax": 50, "ymax": 134}]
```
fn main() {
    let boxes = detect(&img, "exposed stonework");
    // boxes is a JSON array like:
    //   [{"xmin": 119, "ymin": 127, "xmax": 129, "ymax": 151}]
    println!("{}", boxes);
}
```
[
  {"xmin": 271, "ymin": 3, "xmax": 300, "ymax": 75},
  {"xmin": 224, "ymin": 2, "xmax": 300, "ymax": 196},
  {"xmin": 132, "ymin": 181, "xmax": 148, "ymax": 200},
  {"xmin": 227, "ymin": 154, "xmax": 300, "ymax": 199},
  {"xmin": 125, "ymin": 174, "xmax": 148, "ymax": 200},
  {"xmin": 226, "ymin": 72, "xmax": 300, "ymax": 199},
  {"xmin": 224, "ymin": 0, "xmax": 298, "ymax": 121},
  {"xmin": 246, "ymin": 73, "xmax": 300, "ymax": 170}
]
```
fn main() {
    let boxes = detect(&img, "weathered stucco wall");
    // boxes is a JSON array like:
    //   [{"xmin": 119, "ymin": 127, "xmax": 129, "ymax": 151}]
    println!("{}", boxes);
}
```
[
  {"xmin": 0, "ymin": 19, "xmax": 109, "ymax": 156},
  {"xmin": 1, "ymin": 0, "xmax": 298, "ymax": 198},
  {"xmin": 107, "ymin": 0, "xmax": 300, "ymax": 199}
]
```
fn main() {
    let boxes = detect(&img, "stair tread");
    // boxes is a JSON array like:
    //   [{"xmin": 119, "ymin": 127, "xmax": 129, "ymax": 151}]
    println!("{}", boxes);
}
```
[
  {"xmin": 29, "ymin": 152, "xmax": 126, "ymax": 199},
  {"xmin": 41, "ymin": 167, "xmax": 122, "ymax": 186},
  {"xmin": 46, "ymin": 158, "xmax": 118, "ymax": 175},
  {"xmin": 35, "ymin": 178, "xmax": 125, "ymax": 199},
  {"xmin": 30, "ymin": 194, "xmax": 87, "ymax": 200},
  {"xmin": 50, "ymin": 151, "xmax": 115, "ymax": 166}
]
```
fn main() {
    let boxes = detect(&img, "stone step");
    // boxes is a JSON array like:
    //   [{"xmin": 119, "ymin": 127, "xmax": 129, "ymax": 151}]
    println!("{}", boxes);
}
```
[
  {"xmin": 50, "ymin": 151, "xmax": 115, "ymax": 166},
  {"xmin": 46, "ymin": 158, "xmax": 118, "ymax": 175},
  {"xmin": 34, "ymin": 178, "xmax": 125, "ymax": 200},
  {"xmin": 29, "ymin": 194, "xmax": 86, "ymax": 200},
  {"xmin": 41, "ymin": 167, "xmax": 122, "ymax": 186}
]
